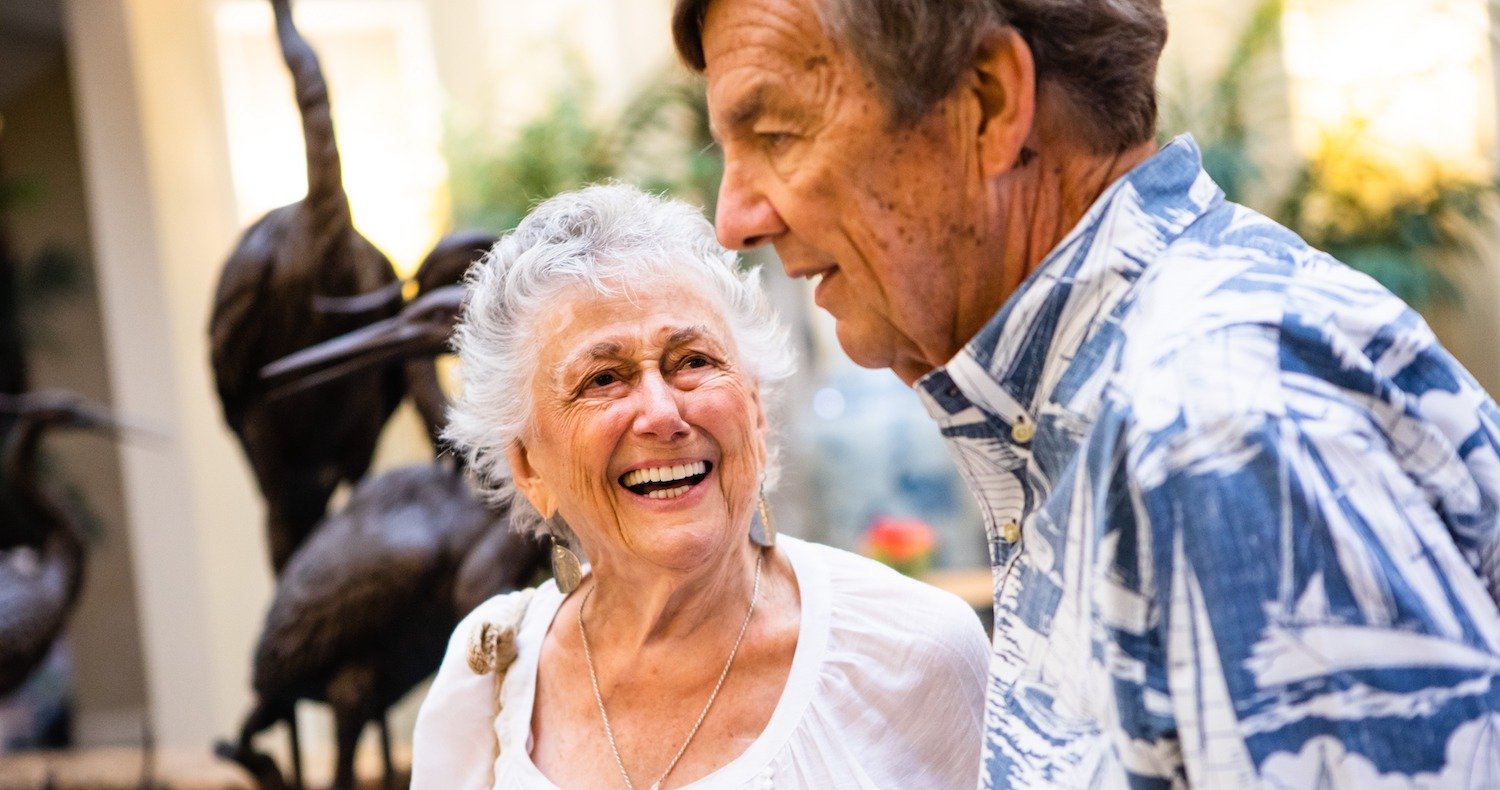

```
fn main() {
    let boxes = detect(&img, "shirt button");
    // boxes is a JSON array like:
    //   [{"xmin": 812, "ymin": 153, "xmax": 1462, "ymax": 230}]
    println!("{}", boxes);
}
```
[
  {"xmin": 1011, "ymin": 419, "xmax": 1034, "ymax": 444},
  {"xmin": 1000, "ymin": 519, "xmax": 1021, "ymax": 544}
]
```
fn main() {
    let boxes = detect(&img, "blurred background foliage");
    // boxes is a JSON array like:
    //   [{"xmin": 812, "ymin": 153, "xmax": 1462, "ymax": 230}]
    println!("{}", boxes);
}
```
[
  {"xmin": 446, "ymin": 65, "xmax": 720, "ymax": 235},
  {"xmin": 456, "ymin": 2, "xmax": 1500, "ymax": 313},
  {"xmin": 1160, "ymin": 0, "xmax": 1499, "ymax": 308}
]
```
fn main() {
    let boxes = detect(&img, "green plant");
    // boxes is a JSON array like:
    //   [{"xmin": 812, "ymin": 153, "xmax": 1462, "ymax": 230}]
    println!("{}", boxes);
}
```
[
  {"xmin": 448, "ymin": 85, "xmax": 617, "ymax": 234},
  {"xmin": 446, "ymin": 65, "xmax": 723, "ymax": 233},
  {"xmin": 609, "ymin": 68, "xmax": 722, "ymax": 214},
  {"xmin": 1159, "ymin": 0, "xmax": 1498, "ymax": 308},
  {"xmin": 1275, "ymin": 128, "xmax": 1495, "ymax": 306}
]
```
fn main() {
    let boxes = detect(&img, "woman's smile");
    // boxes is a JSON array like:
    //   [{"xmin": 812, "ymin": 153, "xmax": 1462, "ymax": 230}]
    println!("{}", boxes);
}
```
[
  {"xmin": 511, "ymin": 280, "xmax": 768, "ymax": 566},
  {"xmin": 618, "ymin": 459, "xmax": 714, "ymax": 501}
]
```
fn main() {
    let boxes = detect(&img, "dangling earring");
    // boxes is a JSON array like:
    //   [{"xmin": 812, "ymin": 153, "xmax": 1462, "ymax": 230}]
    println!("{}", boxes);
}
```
[
  {"xmin": 550, "ymin": 533, "xmax": 583, "ymax": 594},
  {"xmin": 749, "ymin": 488, "xmax": 776, "ymax": 548}
]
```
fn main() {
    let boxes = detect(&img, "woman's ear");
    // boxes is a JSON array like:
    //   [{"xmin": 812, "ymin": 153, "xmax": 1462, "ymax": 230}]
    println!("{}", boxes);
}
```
[
  {"xmin": 751, "ymin": 385, "xmax": 768, "ymax": 465},
  {"xmin": 506, "ymin": 440, "xmax": 555, "ymax": 518},
  {"xmin": 971, "ymin": 26, "xmax": 1036, "ymax": 177}
]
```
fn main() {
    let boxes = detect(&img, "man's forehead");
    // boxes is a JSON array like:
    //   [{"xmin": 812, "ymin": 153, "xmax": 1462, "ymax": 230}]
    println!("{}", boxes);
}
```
[
  {"xmin": 701, "ymin": 0, "xmax": 834, "ymax": 81},
  {"xmin": 701, "ymin": 0, "xmax": 840, "ymax": 131}
]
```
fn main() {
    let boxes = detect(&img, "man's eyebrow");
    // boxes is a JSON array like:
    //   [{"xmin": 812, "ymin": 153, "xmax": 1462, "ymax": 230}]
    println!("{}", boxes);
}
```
[{"xmin": 724, "ymin": 85, "xmax": 768, "ymax": 131}]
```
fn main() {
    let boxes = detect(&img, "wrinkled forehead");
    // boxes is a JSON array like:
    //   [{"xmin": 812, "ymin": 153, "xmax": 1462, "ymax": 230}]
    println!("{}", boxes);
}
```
[
  {"xmin": 532, "ymin": 277, "xmax": 739, "ymax": 368},
  {"xmin": 700, "ymin": 0, "xmax": 844, "ymax": 131},
  {"xmin": 700, "ymin": 0, "xmax": 834, "ymax": 60}
]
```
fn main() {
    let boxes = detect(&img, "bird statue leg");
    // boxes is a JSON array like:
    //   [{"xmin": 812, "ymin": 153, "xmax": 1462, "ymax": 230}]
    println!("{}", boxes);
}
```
[
  {"xmin": 378, "ymin": 714, "xmax": 395, "ymax": 790},
  {"xmin": 215, "ymin": 741, "xmax": 287, "ymax": 788},
  {"xmin": 328, "ymin": 663, "xmax": 378, "ymax": 790},
  {"xmin": 215, "ymin": 696, "xmax": 295, "ymax": 790},
  {"xmin": 287, "ymin": 713, "xmax": 305, "ymax": 790},
  {"xmin": 331, "ymin": 708, "xmax": 363, "ymax": 790}
]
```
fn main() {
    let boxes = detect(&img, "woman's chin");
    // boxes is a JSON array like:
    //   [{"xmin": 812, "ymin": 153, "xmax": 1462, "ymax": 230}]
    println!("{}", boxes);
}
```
[{"xmin": 620, "ymin": 519, "xmax": 742, "ymax": 573}]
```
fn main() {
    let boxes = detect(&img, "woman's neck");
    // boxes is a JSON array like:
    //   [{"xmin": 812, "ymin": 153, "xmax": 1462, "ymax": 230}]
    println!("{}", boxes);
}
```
[{"xmin": 579, "ymin": 539, "xmax": 763, "ymax": 651}]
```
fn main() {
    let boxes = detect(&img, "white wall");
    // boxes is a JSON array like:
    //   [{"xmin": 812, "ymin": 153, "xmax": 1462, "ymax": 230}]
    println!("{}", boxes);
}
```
[{"xmin": 65, "ymin": 0, "xmax": 267, "ymax": 748}]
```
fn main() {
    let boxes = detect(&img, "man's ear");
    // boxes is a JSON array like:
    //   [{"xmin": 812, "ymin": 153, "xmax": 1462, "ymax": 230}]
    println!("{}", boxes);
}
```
[
  {"xmin": 971, "ymin": 26, "xmax": 1036, "ymax": 177},
  {"xmin": 506, "ymin": 440, "xmax": 555, "ymax": 518}
]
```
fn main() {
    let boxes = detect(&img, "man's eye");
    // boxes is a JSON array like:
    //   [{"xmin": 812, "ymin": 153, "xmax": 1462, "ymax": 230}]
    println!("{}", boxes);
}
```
[{"xmin": 758, "ymin": 131, "xmax": 793, "ymax": 150}]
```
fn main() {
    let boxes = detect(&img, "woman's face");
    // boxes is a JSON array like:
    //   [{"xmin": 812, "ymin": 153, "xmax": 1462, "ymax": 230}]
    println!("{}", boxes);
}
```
[{"xmin": 508, "ymin": 278, "xmax": 767, "ymax": 570}]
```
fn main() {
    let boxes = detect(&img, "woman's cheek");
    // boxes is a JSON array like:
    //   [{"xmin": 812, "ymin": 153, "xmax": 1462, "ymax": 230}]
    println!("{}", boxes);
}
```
[
  {"xmin": 554, "ymin": 405, "xmax": 623, "ymax": 532},
  {"xmin": 709, "ymin": 386, "xmax": 766, "ymax": 511}
]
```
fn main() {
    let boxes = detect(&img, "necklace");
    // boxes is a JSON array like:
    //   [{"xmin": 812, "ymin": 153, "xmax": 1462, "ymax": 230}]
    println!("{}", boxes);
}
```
[{"xmin": 578, "ymin": 548, "xmax": 765, "ymax": 790}]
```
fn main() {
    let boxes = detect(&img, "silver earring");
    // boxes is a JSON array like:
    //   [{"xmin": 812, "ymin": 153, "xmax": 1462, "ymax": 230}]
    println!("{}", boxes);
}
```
[
  {"xmin": 550, "ymin": 535, "xmax": 583, "ymax": 594},
  {"xmin": 749, "ymin": 491, "xmax": 776, "ymax": 548}
]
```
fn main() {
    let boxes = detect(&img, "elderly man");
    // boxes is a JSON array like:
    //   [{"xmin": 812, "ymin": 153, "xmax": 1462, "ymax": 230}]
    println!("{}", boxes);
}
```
[{"xmin": 674, "ymin": 0, "xmax": 1500, "ymax": 787}]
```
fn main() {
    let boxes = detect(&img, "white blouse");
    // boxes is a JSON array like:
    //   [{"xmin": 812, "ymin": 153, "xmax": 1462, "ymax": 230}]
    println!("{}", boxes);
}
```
[{"xmin": 412, "ymin": 536, "xmax": 989, "ymax": 789}]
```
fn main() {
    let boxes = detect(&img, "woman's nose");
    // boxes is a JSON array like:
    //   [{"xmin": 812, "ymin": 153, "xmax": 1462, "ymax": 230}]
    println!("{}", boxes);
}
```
[
  {"xmin": 715, "ymin": 162, "xmax": 786, "ymax": 250},
  {"xmin": 632, "ymin": 373, "xmax": 690, "ymax": 441}
]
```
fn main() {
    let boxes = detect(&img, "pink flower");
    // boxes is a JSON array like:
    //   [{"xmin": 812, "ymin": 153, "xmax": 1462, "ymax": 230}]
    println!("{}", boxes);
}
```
[{"xmin": 862, "ymin": 516, "xmax": 936, "ymax": 576}]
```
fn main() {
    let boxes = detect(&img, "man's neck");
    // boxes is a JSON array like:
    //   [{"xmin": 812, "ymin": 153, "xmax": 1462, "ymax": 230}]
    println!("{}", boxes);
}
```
[{"xmin": 938, "ymin": 115, "xmax": 1157, "ymax": 377}]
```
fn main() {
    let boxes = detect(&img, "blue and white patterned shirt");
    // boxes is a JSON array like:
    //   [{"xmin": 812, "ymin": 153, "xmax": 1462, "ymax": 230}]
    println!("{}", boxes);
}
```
[{"xmin": 916, "ymin": 136, "xmax": 1500, "ymax": 788}]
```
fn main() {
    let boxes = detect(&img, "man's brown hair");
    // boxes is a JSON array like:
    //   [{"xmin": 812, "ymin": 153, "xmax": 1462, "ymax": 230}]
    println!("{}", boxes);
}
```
[{"xmin": 673, "ymin": 0, "xmax": 1168, "ymax": 153}]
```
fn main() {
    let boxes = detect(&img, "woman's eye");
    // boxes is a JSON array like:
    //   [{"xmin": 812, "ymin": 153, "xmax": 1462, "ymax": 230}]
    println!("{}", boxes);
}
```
[
  {"xmin": 682, "ymin": 355, "xmax": 710, "ymax": 369},
  {"xmin": 588, "ymin": 371, "xmax": 619, "ymax": 388}
]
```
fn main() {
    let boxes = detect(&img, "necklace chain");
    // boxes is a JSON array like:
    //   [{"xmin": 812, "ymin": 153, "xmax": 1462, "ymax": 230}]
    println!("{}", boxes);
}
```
[{"xmin": 578, "ymin": 549, "xmax": 765, "ymax": 790}]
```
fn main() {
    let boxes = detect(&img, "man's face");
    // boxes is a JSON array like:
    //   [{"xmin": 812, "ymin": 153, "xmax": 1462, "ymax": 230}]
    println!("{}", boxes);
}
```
[{"xmin": 703, "ymin": 0, "xmax": 993, "ymax": 383}]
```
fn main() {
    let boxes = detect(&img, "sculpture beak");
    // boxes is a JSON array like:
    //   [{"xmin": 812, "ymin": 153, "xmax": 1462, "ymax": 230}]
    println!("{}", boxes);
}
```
[
  {"xmin": 51, "ymin": 400, "xmax": 165, "ymax": 443},
  {"xmin": 0, "ymin": 391, "xmax": 164, "ymax": 442},
  {"xmin": 311, "ymin": 280, "xmax": 407, "ymax": 315},
  {"xmin": 261, "ymin": 284, "xmax": 464, "ymax": 399}
]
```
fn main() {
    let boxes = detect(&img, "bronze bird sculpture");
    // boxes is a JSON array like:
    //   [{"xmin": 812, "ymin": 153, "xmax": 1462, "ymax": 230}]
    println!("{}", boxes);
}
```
[
  {"xmin": 219, "ymin": 462, "xmax": 537, "ymax": 790},
  {"xmin": 221, "ymin": 283, "xmax": 546, "ymax": 790},
  {"xmin": 0, "ymin": 391, "xmax": 115, "ymax": 697},
  {"xmin": 208, "ymin": 0, "xmax": 404, "ymax": 574},
  {"xmin": 262, "ymin": 278, "xmax": 542, "ymax": 621}
]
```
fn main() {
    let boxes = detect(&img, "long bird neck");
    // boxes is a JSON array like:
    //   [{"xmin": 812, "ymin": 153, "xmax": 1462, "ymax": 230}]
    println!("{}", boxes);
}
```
[
  {"xmin": 269, "ymin": 0, "xmax": 351, "ymax": 234},
  {"xmin": 404, "ymin": 358, "xmax": 451, "ymax": 460},
  {"xmin": 3, "ymin": 417, "xmax": 87, "ymax": 586}
]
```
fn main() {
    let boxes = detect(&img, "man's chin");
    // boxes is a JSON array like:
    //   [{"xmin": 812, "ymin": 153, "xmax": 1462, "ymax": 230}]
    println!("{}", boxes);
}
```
[
  {"xmin": 833, "ymin": 321, "xmax": 934, "ymax": 384},
  {"xmin": 834, "ymin": 321, "xmax": 898, "ymax": 371}
]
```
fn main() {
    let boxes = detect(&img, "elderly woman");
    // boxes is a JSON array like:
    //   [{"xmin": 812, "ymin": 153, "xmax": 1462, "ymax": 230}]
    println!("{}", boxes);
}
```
[{"xmin": 412, "ymin": 184, "xmax": 986, "ymax": 789}]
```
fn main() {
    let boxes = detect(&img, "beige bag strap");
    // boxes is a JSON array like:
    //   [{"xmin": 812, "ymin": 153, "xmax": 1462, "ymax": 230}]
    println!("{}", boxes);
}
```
[{"xmin": 463, "ymin": 588, "xmax": 536, "ymax": 777}]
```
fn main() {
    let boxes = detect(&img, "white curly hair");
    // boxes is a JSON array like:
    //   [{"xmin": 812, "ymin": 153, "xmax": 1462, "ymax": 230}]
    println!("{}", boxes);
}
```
[{"xmin": 443, "ymin": 183, "xmax": 794, "ymax": 545}]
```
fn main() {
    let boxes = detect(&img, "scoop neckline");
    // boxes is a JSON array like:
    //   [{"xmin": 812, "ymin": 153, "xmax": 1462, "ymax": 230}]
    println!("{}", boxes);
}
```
[{"xmin": 501, "ymin": 536, "xmax": 831, "ymax": 788}]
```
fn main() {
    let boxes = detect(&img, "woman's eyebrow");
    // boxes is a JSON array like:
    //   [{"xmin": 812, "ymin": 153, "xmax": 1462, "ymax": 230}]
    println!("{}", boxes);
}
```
[
  {"xmin": 663, "ymin": 326, "xmax": 715, "ymax": 350},
  {"xmin": 556, "ymin": 341, "xmax": 627, "ymax": 378}
]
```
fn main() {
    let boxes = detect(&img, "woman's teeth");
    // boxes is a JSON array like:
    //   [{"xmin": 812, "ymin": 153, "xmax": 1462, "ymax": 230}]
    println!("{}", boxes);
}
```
[
  {"xmin": 647, "ymin": 485, "xmax": 692, "ymax": 500},
  {"xmin": 622, "ymin": 461, "xmax": 708, "ymax": 488}
]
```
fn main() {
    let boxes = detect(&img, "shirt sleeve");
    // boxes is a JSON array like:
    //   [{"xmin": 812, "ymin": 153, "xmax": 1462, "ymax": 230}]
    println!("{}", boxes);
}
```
[
  {"xmin": 805, "ymin": 545, "xmax": 991, "ymax": 789},
  {"xmin": 1124, "ymin": 411, "xmax": 1500, "ymax": 787},
  {"xmin": 893, "ymin": 592, "xmax": 990, "ymax": 788}
]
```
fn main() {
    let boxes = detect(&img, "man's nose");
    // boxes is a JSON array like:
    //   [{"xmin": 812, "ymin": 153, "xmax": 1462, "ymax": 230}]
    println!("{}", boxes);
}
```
[
  {"xmin": 715, "ymin": 162, "xmax": 786, "ymax": 250},
  {"xmin": 632, "ymin": 372, "xmax": 690, "ymax": 441}
]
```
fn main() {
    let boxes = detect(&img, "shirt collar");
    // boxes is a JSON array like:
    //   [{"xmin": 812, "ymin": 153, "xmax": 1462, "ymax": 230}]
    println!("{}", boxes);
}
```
[{"xmin": 916, "ymin": 134, "xmax": 1224, "ymax": 424}]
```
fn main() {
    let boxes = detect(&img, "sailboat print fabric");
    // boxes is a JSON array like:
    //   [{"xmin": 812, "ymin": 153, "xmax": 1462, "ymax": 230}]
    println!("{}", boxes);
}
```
[{"xmin": 915, "ymin": 136, "xmax": 1500, "ymax": 788}]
